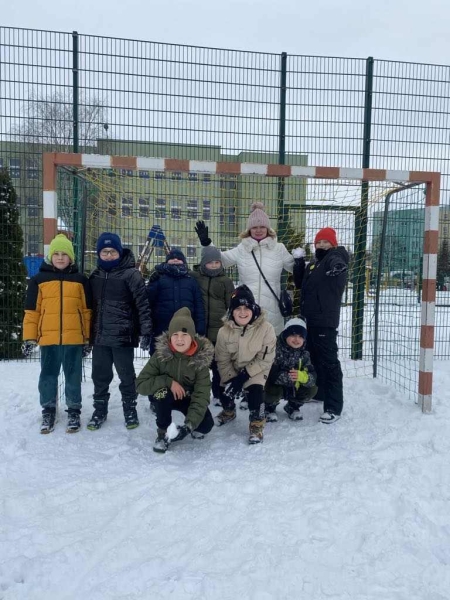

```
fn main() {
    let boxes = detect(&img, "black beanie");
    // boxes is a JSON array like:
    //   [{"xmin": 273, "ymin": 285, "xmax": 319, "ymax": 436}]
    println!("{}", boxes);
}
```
[
  {"xmin": 229, "ymin": 285, "xmax": 259, "ymax": 316},
  {"xmin": 166, "ymin": 247, "xmax": 187, "ymax": 264}
]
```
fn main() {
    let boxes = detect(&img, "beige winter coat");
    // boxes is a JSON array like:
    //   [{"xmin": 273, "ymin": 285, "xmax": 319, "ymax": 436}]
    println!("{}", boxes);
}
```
[{"xmin": 215, "ymin": 311, "xmax": 277, "ymax": 387}]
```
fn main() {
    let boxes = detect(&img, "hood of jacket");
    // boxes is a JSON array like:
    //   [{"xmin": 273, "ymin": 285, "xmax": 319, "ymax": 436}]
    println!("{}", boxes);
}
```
[{"xmin": 154, "ymin": 332, "xmax": 214, "ymax": 370}]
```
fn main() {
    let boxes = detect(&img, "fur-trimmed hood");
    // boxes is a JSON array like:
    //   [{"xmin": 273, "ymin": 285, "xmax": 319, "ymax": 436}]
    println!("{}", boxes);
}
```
[
  {"xmin": 240, "ymin": 235, "xmax": 278, "ymax": 253},
  {"xmin": 154, "ymin": 332, "xmax": 214, "ymax": 370}
]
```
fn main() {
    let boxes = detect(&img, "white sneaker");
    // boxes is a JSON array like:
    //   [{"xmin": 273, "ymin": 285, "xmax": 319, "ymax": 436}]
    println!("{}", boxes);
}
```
[
  {"xmin": 289, "ymin": 409, "xmax": 303, "ymax": 421},
  {"xmin": 320, "ymin": 411, "xmax": 341, "ymax": 424},
  {"xmin": 191, "ymin": 431, "xmax": 206, "ymax": 440}
]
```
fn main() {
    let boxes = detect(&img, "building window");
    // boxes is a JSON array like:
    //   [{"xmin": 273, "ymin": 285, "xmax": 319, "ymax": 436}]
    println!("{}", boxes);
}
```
[
  {"xmin": 27, "ymin": 197, "xmax": 39, "ymax": 217},
  {"xmin": 0, "ymin": 158, "xmax": 3, "ymax": 169},
  {"xmin": 155, "ymin": 197, "xmax": 166, "ymax": 219},
  {"xmin": 220, "ymin": 176, "xmax": 237, "ymax": 191},
  {"xmin": 203, "ymin": 174, "xmax": 211, "ymax": 183},
  {"xmin": 121, "ymin": 196, "xmax": 133, "ymax": 217},
  {"xmin": 155, "ymin": 246, "xmax": 165, "ymax": 257},
  {"xmin": 171, "ymin": 198, "xmax": 182, "ymax": 220},
  {"xmin": 139, "ymin": 197, "xmax": 150, "ymax": 218},
  {"xmin": 202, "ymin": 199, "xmax": 211, "ymax": 221},
  {"xmin": 9, "ymin": 158, "xmax": 21, "ymax": 179},
  {"xmin": 107, "ymin": 195, "xmax": 117, "ymax": 216},
  {"xmin": 154, "ymin": 171, "xmax": 165, "ymax": 180},
  {"xmin": 121, "ymin": 169, "xmax": 134, "ymax": 177},
  {"xmin": 139, "ymin": 170, "xmax": 150, "ymax": 179},
  {"xmin": 188, "ymin": 172, "xmax": 198, "ymax": 182},
  {"xmin": 186, "ymin": 238, "xmax": 197, "ymax": 258},
  {"xmin": 26, "ymin": 159, "xmax": 39, "ymax": 180},
  {"xmin": 171, "ymin": 171, "xmax": 182, "ymax": 181},
  {"xmin": 187, "ymin": 199, "xmax": 199, "ymax": 220}
]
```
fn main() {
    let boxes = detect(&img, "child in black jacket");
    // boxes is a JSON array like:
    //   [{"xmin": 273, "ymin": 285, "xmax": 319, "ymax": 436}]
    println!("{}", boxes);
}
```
[{"xmin": 264, "ymin": 317, "xmax": 317, "ymax": 422}]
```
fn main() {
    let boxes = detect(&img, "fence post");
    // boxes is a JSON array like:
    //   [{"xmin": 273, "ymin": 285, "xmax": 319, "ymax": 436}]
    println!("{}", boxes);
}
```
[
  {"xmin": 351, "ymin": 56, "xmax": 374, "ymax": 360},
  {"xmin": 72, "ymin": 31, "xmax": 83, "ymax": 267},
  {"xmin": 277, "ymin": 52, "xmax": 288, "ymax": 244}
]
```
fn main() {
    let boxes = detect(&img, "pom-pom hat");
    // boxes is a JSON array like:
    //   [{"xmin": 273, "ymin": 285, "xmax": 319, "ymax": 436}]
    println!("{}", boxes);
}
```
[{"xmin": 247, "ymin": 202, "xmax": 271, "ymax": 230}]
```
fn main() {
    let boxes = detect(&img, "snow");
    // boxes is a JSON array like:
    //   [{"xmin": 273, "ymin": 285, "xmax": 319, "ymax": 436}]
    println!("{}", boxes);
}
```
[{"xmin": 1, "ymin": 359, "xmax": 450, "ymax": 599}]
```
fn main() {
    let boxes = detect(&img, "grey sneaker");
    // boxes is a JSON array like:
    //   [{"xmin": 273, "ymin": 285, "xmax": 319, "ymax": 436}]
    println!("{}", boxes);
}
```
[{"xmin": 319, "ymin": 411, "xmax": 341, "ymax": 424}]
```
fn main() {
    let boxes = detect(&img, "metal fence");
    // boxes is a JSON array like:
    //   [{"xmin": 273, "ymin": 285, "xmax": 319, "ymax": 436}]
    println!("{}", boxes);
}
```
[{"xmin": 1, "ymin": 26, "xmax": 450, "ymax": 360}]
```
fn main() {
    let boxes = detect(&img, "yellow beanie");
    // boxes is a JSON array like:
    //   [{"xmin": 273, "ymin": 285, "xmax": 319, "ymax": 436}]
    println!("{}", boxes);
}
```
[{"xmin": 49, "ymin": 234, "xmax": 75, "ymax": 263}]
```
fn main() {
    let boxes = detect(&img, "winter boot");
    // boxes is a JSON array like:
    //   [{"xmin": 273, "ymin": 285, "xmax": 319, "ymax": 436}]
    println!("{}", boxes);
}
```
[
  {"xmin": 215, "ymin": 408, "xmax": 237, "ymax": 427},
  {"xmin": 248, "ymin": 419, "xmax": 265, "ymax": 444},
  {"xmin": 123, "ymin": 400, "xmax": 139, "ymax": 430},
  {"xmin": 40, "ymin": 408, "xmax": 56, "ymax": 434},
  {"xmin": 153, "ymin": 428, "xmax": 170, "ymax": 453},
  {"xmin": 87, "ymin": 407, "xmax": 108, "ymax": 431},
  {"xmin": 284, "ymin": 402, "xmax": 303, "ymax": 421},
  {"xmin": 191, "ymin": 430, "xmax": 206, "ymax": 440},
  {"xmin": 265, "ymin": 404, "xmax": 278, "ymax": 423},
  {"xmin": 66, "ymin": 408, "xmax": 81, "ymax": 433}
]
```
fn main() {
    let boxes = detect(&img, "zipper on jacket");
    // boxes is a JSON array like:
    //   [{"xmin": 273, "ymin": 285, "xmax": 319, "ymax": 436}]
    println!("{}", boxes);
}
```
[
  {"xmin": 263, "ymin": 346, "xmax": 268, "ymax": 359},
  {"xmin": 206, "ymin": 278, "xmax": 211, "ymax": 335},
  {"xmin": 59, "ymin": 276, "xmax": 63, "ymax": 345},
  {"xmin": 99, "ymin": 272, "xmax": 108, "ymax": 336}
]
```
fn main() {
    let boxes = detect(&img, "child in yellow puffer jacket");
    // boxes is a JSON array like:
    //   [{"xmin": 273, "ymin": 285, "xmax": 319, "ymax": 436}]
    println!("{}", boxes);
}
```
[{"xmin": 22, "ymin": 234, "xmax": 92, "ymax": 434}]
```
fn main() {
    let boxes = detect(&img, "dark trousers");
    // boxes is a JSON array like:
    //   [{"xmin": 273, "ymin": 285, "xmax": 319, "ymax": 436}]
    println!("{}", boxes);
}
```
[
  {"xmin": 211, "ymin": 358, "xmax": 221, "ymax": 400},
  {"xmin": 307, "ymin": 327, "xmax": 343, "ymax": 415},
  {"xmin": 39, "ymin": 345, "xmax": 83, "ymax": 410},
  {"xmin": 92, "ymin": 345, "xmax": 136, "ymax": 410},
  {"xmin": 155, "ymin": 389, "xmax": 214, "ymax": 434},
  {"xmin": 265, "ymin": 381, "xmax": 318, "ymax": 409},
  {"xmin": 221, "ymin": 384, "xmax": 265, "ymax": 422}
]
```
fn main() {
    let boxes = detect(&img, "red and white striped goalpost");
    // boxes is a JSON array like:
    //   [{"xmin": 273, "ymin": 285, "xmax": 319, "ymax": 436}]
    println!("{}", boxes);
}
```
[{"xmin": 42, "ymin": 152, "xmax": 440, "ymax": 413}]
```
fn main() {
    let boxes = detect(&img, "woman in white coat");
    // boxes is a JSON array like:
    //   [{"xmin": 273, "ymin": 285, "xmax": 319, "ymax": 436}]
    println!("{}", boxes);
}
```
[{"xmin": 195, "ymin": 202, "xmax": 296, "ymax": 336}]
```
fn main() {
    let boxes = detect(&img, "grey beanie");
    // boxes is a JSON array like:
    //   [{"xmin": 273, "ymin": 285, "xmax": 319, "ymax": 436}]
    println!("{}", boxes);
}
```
[{"xmin": 200, "ymin": 246, "xmax": 222, "ymax": 269}]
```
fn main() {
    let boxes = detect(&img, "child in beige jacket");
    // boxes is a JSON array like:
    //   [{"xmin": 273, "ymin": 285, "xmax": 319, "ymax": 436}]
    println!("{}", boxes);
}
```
[{"xmin": 214, "ymin": 285, "xmax": 276, "ymax": 444}]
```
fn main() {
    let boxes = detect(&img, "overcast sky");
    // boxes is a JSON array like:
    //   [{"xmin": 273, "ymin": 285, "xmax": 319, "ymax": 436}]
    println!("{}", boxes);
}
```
[{"xmin": 3, "ymin": 0, "xmax": 449, "ymax": 64}]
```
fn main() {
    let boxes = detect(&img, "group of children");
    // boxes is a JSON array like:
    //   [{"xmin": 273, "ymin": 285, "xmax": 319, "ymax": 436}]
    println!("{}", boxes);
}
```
[{"xmin": 23, "ymin": 224, "xmax": 347, "ymax": 451}]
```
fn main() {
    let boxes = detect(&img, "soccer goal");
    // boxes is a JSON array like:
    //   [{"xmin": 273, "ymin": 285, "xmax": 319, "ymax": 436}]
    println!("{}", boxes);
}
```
[{"xmin": 42, "ymin": 152, "xmax": 440, "ymax": 412}]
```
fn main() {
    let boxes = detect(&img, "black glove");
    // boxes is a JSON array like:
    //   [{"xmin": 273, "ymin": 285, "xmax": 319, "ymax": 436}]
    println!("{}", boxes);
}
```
[
  {"xmin": 148, "ymin": 270, "xmax": 160, "ymax": 283},
  {"xmin": 139, "ymin": 335, "xmax": 152, "ymax": 351},
  {"xmin": 326, "ymin": 263, "xmax": 347, "ymax": 277},
  {"xmin": 82, "ymin": 344, "xmax": 92, "ymax": 358},
  {"xmin": 194, "ymin": 220, "xmax": 212, "ymax": 247},
  {"xmin": 22, "ymin": 340, "xmax": 37, "ymax": 357},
  {"xmin": 171, "ymin": 422, "xmax": 192, "ymax": 443},
  {"xmin": 224, "ymin": 370, "xmax": 250, "ymax": 399}
]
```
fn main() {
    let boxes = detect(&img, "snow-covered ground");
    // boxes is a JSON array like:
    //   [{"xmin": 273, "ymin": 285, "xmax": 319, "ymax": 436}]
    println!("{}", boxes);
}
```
[{"xmin": 1, "ymin": 359, "xmax": 450, "ymax": 600}]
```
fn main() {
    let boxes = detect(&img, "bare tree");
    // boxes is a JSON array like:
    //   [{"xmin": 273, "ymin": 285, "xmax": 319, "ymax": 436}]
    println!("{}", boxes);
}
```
[{"xmin": 11, "ymin": 91, "xmax": 108, "ymax": 150}]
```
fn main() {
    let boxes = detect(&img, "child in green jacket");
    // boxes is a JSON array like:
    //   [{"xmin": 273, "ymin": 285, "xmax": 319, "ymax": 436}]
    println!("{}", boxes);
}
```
[{"xmin": 136, "ymin": 307, "xmax": 214, "ymax": 453}]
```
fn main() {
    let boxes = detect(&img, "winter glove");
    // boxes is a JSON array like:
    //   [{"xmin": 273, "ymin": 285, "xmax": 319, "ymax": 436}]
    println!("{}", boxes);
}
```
[
  {"xmin": 326, "ymin": 263, "xmax": 347, "ymax": 277},
  {"xmin": 295, "ymin": 369, "xmax": 309, "ymax": 389},
  {"xmin": 224, "ymin": 369, "xmax": 250, "ymax": 400},
  {"xmin": 21, "ymin": 340, "xmax": 37, "ymax": 357},
  {"xmin": 82, "ymin": 344, "xmax": 92, "ymax": 358},
  {"xmin": 194, "ymin": 220, "xmax": 212, "ymax": 247},
  {"xmin": 292, "ymin": 247, "xmax": 306, "ymax": 259},
  {"xmin": 139, "ymin": 335, "xmax": 152, "ymax": 352},
  {"xmin": 148, "ymin": 270, "xmax": 160, "ymax": 283},
  {"xmin": 171, "ymin": 422, "xmax": 193, "ymax": 443}
]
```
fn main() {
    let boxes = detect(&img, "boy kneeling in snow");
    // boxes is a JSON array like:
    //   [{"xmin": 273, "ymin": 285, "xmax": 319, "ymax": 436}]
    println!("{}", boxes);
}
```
[
  {"xmin": 136, "ymin": 307, "xmax": 214, "ymax": 453},
  {"xmin": 264, "ymin": 317, "xmax": 318, "ymax": 422}
]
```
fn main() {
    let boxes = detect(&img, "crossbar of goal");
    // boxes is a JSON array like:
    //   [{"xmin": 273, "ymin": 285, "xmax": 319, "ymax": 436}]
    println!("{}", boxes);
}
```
[{"xmin": 42, "ymin": 152, "xmax": 441, "ymax": 413}]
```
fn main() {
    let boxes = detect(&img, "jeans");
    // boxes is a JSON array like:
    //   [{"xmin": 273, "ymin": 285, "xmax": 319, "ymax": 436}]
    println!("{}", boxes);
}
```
[{"xmin": 39, "ymin": 345, "xmax": 83, "ymax": 410}]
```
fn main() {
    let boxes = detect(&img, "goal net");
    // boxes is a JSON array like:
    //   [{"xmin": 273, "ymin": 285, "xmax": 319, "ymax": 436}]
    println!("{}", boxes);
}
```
[{"xmin": 43, "ymin": 153, "xmax": 440, "ymax": 412}]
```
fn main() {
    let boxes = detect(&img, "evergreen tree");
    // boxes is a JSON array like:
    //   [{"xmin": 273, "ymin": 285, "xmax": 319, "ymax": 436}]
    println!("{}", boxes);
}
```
[
  {"xmin": 0, "ymin": 168, "xmax": 27, "ymax": 359},
  {"xmin": 437, "ymin": 239, "xmax": 450, "ymax": 290},
  {"xmin": 279, "ymin": 221, "xmax": 308, "ymax": 316}
]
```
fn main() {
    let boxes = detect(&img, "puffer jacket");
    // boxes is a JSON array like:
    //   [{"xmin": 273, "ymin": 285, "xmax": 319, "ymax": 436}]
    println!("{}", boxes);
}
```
[
  {"xmin": 215, "ymin": 311, "xmax": 277, "ymax": 387},
  {"xmin": 190, "ymin": 266, "xmax": 235, "ymax": 343},
  {"xmin": 268, "ymin": 336, "xmax": 317, "ymax": 394},
  {"xmin": 146, "ymin": 265, "xmax": 206, "ymax": 337},
  {"xmin": 89, "ymin": 249, "xmax": 152, "ymax": 347},
  {"xmin": 135, "ymin": 333, "xmax": 214, "ymax": 429},
  {"xmin": 23, "ymin": 261, "xmax": 92, "ymax": 346},
  {"xmin": 293, "ymin": 246, "xmax": 349, "ymax": 328},
  {"xmin": 215, "ymin": 236, "xmax": 294, "ymax": 335}
]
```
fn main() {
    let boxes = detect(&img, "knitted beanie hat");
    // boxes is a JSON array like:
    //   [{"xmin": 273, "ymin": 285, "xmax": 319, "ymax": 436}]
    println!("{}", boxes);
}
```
[
  {"xmin": 282, "ymin": 317, "xmax": 307, "ymax": 341},
  {"xmin": 166, "ymin": 247, "xmax": 187, "ymax": 263},
  {"xmin": 168, "ymin": 307, "xmax": 196, "ymax": 339},
  {"xmin": 200, "ymin": 246, "xmax": 222, "ymax": 268},
  {"xmin": 247, "ymin": 202, "xmax": 271, "ymax": 230},
  {"xmin": 49, "ymin": 234, "xmax": 75, "ymax": 263},
  {"xmin": 229, "ymin": 284, "xmax": 257, "ymax": 314},
  {"xmin": 96, "ymin": 232, "xmax": 123, "ymax": 256},
  {"xmin": 314, "ymin": 227, "xmax": 338, "ymax": 247}
]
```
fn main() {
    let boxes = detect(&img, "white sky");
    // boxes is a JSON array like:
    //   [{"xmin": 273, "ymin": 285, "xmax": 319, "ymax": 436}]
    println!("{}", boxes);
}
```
[{"xmin": 3, "ymin": 0, "xmax": 449, "ymax": 64}]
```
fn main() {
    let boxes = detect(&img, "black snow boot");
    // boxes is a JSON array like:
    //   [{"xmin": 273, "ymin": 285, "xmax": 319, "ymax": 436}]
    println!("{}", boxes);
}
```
[
  {"xmin": 66, "ymin": 408, "xmax": 81, "ymax": 433},
  {"xmin": 87, "ymin": 406, "xmax": 108, "ymax": 431},
  {"xmin": 123, "ymin": 400, "xmax": 139, "ymax": 430},
  {"xmin": 40, "ymin": 408, "xmax": 56, "ymax": 434}
]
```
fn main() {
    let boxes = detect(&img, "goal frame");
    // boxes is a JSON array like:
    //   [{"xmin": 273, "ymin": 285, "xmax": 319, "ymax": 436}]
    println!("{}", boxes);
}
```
[{"xmin": 42, "ymin": 152, "xmax": 441, "ymax": 413}]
